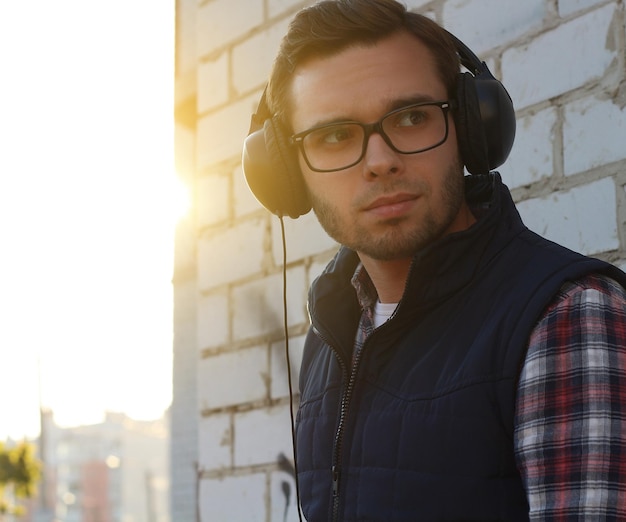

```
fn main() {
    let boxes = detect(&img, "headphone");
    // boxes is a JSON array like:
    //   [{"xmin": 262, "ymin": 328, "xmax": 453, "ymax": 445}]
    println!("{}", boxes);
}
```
[{"xmin": 242, "ymin": 31, "xmax": 516, "ymax": 218}]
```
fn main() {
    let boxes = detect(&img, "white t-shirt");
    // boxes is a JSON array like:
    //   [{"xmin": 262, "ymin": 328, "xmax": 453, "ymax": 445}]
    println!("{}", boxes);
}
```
[{"xmin": 373, "ymin": 300, "xmax": 398, "ymax": 328}]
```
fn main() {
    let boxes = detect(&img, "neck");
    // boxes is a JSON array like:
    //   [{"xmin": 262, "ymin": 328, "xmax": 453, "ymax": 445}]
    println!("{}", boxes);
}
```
[
  {"xmin": 357, "ymin": 203, "xmax": 478, "ymax": 303},
  {"xmin": 358, "ymin": 255, "xmax": 412, "ymax": 304}
]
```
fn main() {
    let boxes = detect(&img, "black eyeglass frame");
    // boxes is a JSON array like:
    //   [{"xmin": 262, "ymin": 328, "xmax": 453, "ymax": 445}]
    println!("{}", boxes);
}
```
[{"xmin": 290, "ymin": 100, "xmax": 456, "ymax": 173}]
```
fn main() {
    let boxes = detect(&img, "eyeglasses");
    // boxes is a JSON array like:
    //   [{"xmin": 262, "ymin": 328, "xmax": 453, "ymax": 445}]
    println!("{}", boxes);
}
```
[{"xmin": 290, "ymin": 101, "xmax": 455, "ymax": 173}]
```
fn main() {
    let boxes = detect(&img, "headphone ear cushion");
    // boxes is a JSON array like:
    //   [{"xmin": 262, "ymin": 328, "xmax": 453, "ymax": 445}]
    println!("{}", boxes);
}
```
[
  {"xmin": 262, "ymin": 117, "xmax": 311, "ymax": 218},
  {"xmin": 454, "ymin": 72, "xmax": 490, "ymax": 175}
]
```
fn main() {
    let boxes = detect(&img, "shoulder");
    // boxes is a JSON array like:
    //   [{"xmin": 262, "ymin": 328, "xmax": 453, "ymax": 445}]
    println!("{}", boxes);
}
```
[
  {"xmin": 539, "ymin": 272, "xmax": 626, "ymax": 324},
  {"xmin": 524, "ymin": 272, "xmax": 626, "ymax": 368},
  {"xmin": 518, "ymin": 272, "xmax": 626, "ymax": 416}
]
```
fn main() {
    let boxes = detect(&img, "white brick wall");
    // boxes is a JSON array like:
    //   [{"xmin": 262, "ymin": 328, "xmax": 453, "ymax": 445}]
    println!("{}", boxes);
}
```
[
  {"xmin": 231, "ymin": 266, "xmax": 308, "ymax": 340},
  {"xmin": 198, "ymin": 413, "xmax": 231, "ymax": 470},
  {"xmin": 502, "ymin": 4, "xmax": 618, "ymax": 109},
  {"xmin": 198, "ymin": 345, "xmax": 269, "ymax": 410},
  {"xmin": 268, "ymin": 0, "xmax": 305, "ymax": 18},
  {"xmin": 232, "ymin": 20, "xmax": 292, "ymax": 96},
  {"xmin": 196, "ymin": 0, "xmax": 264, "ymax": 58},
  {"xmin": 564, "ymin": 94, "xmax": 626, "ymax": 175},
  {"xmin": 196, "ymin": 173, "xmax": 230, "ymax": 227},
  {"xmin": 199, "ymin": 474, "xmax": 266, "ymax": 521},
  {"xmin": 234, "ymin": 405, "xmax": 294, "ymax": 467},
  {"xmin": 196, "ymin": 92, "xmax": 259, "ymax": 168},
  {"xmin": 197, "ymin": 53, "xmax": 229, "ymax": 114},
  {"xmin": 506, "ymin": 106, "xmax": 557, "ymax": 189},
  {"xmin": 559, "ymin": 0, "xmax": 608, "ymax": 17},
  {"xmin": 270, "ymin": 335, "xmax": 305, "ymax": 399},
  {"xmin": 197, "ymin": 291, "xmax": 229, "ymax": 350},
  {"xmin": 174, "ymin": 0, "xmax": 626, "ymax": 519},
  {"xmin": 197, "ymin": 217, "xmax": 266, "ymax": 289},
  {"xmin": 270, "ymin": 470, "xmax": 300, "ymax": 522},
  {"xmin": 271, "ymin": 211, "xmax": 339, "ymax": 264},
  {"xmin": 517, "ymin": 177, "xmax": 620, "ymax": 255},
  {"xmin": 443, "ymin": 0, "xmax": 546, "ymax": 54}
]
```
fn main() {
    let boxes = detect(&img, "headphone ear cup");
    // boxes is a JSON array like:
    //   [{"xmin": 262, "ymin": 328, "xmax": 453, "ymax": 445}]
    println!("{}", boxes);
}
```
[
  {"xmin": 472, "ymin": 72, "xmax": 516, "ymax": 171},
  {"xmin": 448, "ymin": 31, "xmax": 516, "ymax": 173},
  {"xmin": 454, "ymin": 72, "xmax": 490, "ymax": 175},
  {"xmin": 242, "ymin": 115, "xmax": 311, "ymax": 218},
  {"xmin": 264, "ymin": 117, "xmax": 311, "ymax": 218}
]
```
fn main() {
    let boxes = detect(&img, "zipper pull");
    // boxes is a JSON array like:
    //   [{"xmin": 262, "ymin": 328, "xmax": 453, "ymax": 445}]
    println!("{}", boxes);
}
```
[{"xmin": 332, "ymin": 465, "xmax": 340, "ymax": 496}]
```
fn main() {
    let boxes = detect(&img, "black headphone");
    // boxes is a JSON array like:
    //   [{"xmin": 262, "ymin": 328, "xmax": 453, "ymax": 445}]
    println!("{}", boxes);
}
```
[{"xmin": 242, "ymin": 32, "xmax": 516, "ymax": 218}]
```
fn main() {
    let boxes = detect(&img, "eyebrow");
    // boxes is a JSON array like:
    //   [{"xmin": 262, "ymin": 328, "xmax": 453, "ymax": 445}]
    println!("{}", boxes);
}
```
[
  {"xmin": 302, "ymin": 94, "xmax": 443, "ymax": 130},
  {"xmin": 386, "ymin": 94, "xmax": 440, "ymax": 112}
]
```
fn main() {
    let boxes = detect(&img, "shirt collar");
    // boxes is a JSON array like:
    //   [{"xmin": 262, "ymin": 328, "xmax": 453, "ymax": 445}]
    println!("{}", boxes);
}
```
[{"xmin": 351, "ymin": 262, "xmax": 378, "ymax": 311}]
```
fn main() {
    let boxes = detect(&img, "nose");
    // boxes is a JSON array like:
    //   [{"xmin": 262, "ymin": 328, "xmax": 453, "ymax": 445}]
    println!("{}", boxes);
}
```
[{"xmin": 362, "ymin": 132, "xmax": 400, "ymax": 178}]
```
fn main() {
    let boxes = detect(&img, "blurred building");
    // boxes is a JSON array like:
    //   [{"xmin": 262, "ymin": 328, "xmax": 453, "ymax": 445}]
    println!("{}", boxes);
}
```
[{"xmin": 23, "ymin": 410, "xmax": 169, "ymax": 522}]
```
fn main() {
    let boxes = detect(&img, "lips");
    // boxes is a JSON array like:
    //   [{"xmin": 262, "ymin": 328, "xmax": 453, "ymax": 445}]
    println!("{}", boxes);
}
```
[{"xmin": 362, "ymin": 193, "xmax": 419, "ymax": 218}]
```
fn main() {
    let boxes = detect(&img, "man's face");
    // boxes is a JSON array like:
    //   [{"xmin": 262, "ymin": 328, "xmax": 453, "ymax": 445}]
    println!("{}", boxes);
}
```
[{"xmin": 289, "ymin": 31, "xmax": 471, "ymax": 263}]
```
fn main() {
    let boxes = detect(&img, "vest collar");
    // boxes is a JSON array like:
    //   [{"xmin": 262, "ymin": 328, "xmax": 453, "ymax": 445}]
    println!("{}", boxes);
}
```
[{"xmin": 399, "ymin": 172, "xmax": 525, "ymax": 312}]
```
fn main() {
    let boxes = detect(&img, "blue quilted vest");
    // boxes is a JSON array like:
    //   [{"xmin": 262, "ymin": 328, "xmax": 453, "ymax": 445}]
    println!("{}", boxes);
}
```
[{"xmin": 296, "ymin": 174, "xmax": 626, "ymax": 521}]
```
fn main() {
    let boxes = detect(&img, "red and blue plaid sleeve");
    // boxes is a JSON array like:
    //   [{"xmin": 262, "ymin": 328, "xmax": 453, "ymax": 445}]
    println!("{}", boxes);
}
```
[{"xmin": 515, "ymin": 273, "xmax": 626, "ymax": 520}]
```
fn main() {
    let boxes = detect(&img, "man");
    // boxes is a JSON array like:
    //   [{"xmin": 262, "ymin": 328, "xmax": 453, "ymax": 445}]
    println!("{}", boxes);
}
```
[{"xmin": 242, "ymin": 0, "xmax": 626, "ymax": 520}]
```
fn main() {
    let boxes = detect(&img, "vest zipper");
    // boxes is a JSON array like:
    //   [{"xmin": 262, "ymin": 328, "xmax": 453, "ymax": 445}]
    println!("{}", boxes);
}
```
[
  {"xmin": 330, "ymin": 334, "xmax": 366, "ymax": 522},
  {"xmin": 314, "ymin": 303, "xmax": 397, "ymax": 520}
]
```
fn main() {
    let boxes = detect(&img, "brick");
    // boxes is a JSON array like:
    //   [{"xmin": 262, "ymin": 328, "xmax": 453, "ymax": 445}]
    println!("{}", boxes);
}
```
[
  {"xmin": 197, "ymin": 92, "xmax": 260, "ymax": 168},
  {"xmin": 198, "ymin": 413, "xmax": 231, "ymax": 470},
  {"xmin": 404, "ymin": 0, "xmax": 433, "ymax": 11},
  {"xmin": 559, "ymin": 0, "xmax": 608, "ymax": 17},
  {"xmin": 197, "ymin": 52, "xmax": 229, "ymax": 114},
  {"xmin": 309, "ymin": 256, "xmax": 334, "ymax": 285},
  {"xmin": 271, "ymin": 211, "xmax": 339, "ymax": 264},
  {"xmin": 268, "ymin": 0, "xmax": 311, "ymax": 18},
  {"xmin": 270, "ymin": 470, "xmax": 301, "ymax": 522},
  {"xmin": 197, "ymin": 0, "xmax": 264, "ymax": 58},
  {"xmin": 503, "ymin": 4, "xmax": 617, "ymax": 109},
  {"xmin": 563, "ymin": 94, "xmax": 626, "ymax": 176},
  {"xmin": 232, "ymin": 19, "xmax": 291, "ymax": 96},
  {"xmin": 270, "ymin": 334, "xmax": 306, "ymax": 399},
  {"xmin": 443, "ymin": 0, "xmax": 545, "ymax": 55},
  {"xmin": 199, "ymin": 474, "xmax": 266, "ymax": 522},
  {"xmin": 235, "ymin": 164, "xmax": 265, "ymax": 217},
  {"xmin": 505, "ymin": 106, "xmax": 557, "ymax": 189},
  {"xmin": 197, "ymin": 173, "xmax": 230, "ymax": 227},
  {"xmin": 197, "ymin": 291, "xmax": 229, "ymax": 350},
  {"xmin": 232, "ymin": 266, "xmax": 308, "ymax": 341},
  {"xmin": 234, "ymin": 405, "xmax": 294, "ymax": 466},
  {"xmin": 197, "ymin": 217, "xmax": 266, "ymax": 289},
  {"xmin": 517, "ymin": 177, "xmax": 619, "ymax": 255},
  {"xmin": 198, "ymin": 345, "xmax": 268, "ymax": 410}
]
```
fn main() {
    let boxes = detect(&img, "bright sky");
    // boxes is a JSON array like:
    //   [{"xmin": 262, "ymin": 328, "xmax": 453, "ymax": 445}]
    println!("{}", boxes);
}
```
[{"xmin": 0, "ymin": 0, "xmax": 182, "ymax": 440}]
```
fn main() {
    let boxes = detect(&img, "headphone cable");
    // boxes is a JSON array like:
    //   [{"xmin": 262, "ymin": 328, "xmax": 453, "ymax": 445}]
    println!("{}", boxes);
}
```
[{"xmin": 280, "ymin": 215, "xmax": 304, "ymax": 522}]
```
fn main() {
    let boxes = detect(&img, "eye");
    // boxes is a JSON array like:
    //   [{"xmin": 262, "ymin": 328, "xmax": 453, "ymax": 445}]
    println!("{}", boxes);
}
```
[
  {"xmin": 395, "ymin": 108, "xmax": 428, "ymax": 127},
  {"xmin": 309, "ymin": 124, "xmax": 359, "ymax": 147}
]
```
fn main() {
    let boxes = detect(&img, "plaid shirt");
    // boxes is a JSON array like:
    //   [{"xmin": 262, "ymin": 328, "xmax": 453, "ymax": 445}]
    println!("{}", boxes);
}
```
[
  {"xmin": 515, "ymin": 273, "xmax": 626, "ymax": 520},
  {"xmin": 352, "ymin": 266, "xmax": 626, "ymax": 518}
]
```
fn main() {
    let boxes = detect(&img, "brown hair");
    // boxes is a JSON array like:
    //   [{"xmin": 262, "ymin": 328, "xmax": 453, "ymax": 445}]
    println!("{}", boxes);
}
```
[{"xmin": 266, "ymin": 0, "xmax": 460, "ymax": 129}]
